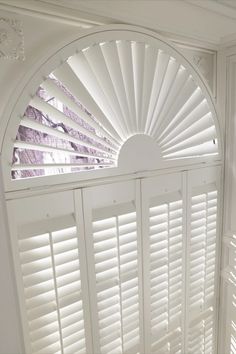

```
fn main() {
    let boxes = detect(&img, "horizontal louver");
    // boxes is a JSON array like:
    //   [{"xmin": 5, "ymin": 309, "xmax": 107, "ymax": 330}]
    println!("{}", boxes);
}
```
[
  {"xmin": 11, "ymin": 31, "xmax": 219, "ymax": 180},
  {"xmin": 149, "ymin": 199, "xmax": 183, "ymax": 353},
  {"xmin": 9, "ymin": 170, "xmax": 220, "ymax": 354},
  {"xmin": 222, "ymin": 234, "xmax": 236, "ymax": 354},
  {"xmin": 231, "ymin": 319, "xmax": 236, "ymax": 354},
  {"xmin": 187, "ymin": 189, "xmax": 218, "ymax": 353},
  {"xmin": 92, "ymin": 211, "xmax": 140, "ymax": 354},
  {"xmin": 19, "ymin": 225, "xmax": 86, "ymax": 354},
  {"xmin": 188, "ymin": 308, "xmax": 214, "ymax": 354}
]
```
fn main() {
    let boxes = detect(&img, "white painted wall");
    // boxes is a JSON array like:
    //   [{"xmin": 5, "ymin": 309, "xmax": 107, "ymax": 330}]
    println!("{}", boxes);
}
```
[{"xmin": 0, "ymin": 160, "xmax": 23, "ymax": 353}]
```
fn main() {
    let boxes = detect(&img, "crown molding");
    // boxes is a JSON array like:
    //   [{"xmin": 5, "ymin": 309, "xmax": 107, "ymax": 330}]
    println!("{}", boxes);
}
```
[
  {"xmin": 0, "ymin": 0, "xmax": 111, "ymax": 28},
  {"xmin": 0, "ymin": 0, "xmax": 220, "ymax": 49},
  {"xmin": 220, "ymin": 33, "xmax": 236, "ymax": 49},
  {"xmin": 61, "ymin": 1, "xmax": 220, "ymax": 47},
  {"xmin": 186, "ymin": 0, "xmax": 236, "ymax": 21}
]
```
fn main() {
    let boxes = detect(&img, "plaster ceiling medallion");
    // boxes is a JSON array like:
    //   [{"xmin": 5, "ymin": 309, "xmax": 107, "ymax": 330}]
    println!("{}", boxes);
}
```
[
  {"xmin": 0, "ymin": 17, "xmax": 24, "ymax": 60},
  {"xmin": 6, "ymin": 28, "xmax": 220, "ymax": 181}
]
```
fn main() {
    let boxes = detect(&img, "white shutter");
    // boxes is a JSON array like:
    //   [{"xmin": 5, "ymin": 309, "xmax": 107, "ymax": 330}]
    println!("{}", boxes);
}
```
[
  {"xmin": 141, "ymin": 173, "xmax": 185, "ymax": 353},
  {"xmin": 221, "ymin": 233, "xmax": 236, "ymax": 354},
  {"xmin": 82, "ymin": 181, "xmax": 144, "ymax": 354},
  {"xmin": 11, "ymin": 31, "xmax": 220, "ymax": 181},
  {"xmin": 228, "ymin": 234, "xmax": 236, "ymax": 354},
  {"xmin": 20, "ymin": 225, "xmax": 86, "ymax": 354},
  {"xmin": 7, "ymin": 191, "xmax": 92, "ymax": 354},
  {"xmin": 186, "ymin": 166, "xmax": 220, "ymax": 354},
  {"xmin": 229, "ymin": 287, "xmax": 236, "ymax": 354},
  {"xmin": 7, "ymin": 169, "xmax": 221, "ymax": 354}
]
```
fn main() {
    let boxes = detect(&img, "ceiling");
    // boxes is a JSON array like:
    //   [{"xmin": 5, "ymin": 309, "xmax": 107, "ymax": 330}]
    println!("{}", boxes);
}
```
[{"xmin": 1, "ymin": 0, "xmax": 236, "ymax": 47}]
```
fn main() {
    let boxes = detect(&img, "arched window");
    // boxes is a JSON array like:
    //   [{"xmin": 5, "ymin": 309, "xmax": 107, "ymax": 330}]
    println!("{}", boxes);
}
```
[{"xmin": 4, "ymin": 26, "xmax": 222, "ymax": 354}]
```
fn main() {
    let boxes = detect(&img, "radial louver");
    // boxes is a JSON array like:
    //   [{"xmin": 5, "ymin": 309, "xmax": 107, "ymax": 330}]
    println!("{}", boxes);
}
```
[{"xmin": 12, "ymin": 36, "xmax": 219, "ymax": 179}]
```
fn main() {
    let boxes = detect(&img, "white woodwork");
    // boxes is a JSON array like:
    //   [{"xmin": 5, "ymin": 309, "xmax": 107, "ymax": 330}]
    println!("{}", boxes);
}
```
[
  {"xmin": 220, "ymin": 233, "xmax": 236, "ymax": 354},
  {"xmin": 7, "ymin": 191, "xmax": 93, "ymax": 354},
  {"xmin": 0, "ymin": 15, "xmax": 226, "ymax": 354},
  {"xmin": 186, "ymin": 167, "xmax": 221, "ymax": 354},
  {"xmin": 82, "ymin": 180, "xmax": 144, "ymax": 354},
  {"xmin": 0, "ymin": 26, "xmax": 221, "ymax": 192},
  {"xmin": 218, "ymin": 47, "xmax": 236, "ymax": 354},
  {"xmin": 141, "ymin": 173, "xmax": 184, "ymax": 353},
  {"xmin": 7, "ymin": 166, "xmax": 221, "ymax": 354}
]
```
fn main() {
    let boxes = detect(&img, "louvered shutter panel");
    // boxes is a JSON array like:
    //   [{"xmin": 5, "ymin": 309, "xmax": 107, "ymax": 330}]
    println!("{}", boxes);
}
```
[
  {"xmin": 82, "ymin": 181, "xmax": 144, "ymax": 354},
  {"xmin": 227, "ymin": 278, "xmax": 236, "ymax": 354},
  {"xmin": 229, "ymin": 287, "xmax": 236, "ymax": 354},
  {"xmin": 221, "ymin": 233, "xmax": 236, "ymax": 354},
  {"xmin": 141, "ymin": 173, "xmax": 185, "ymax": 353},
  {"xmin": 8, "ymin": 169, "xmax": 222, "ymax": 354},
  {"xmin": 7, "ymin": 191, "xmax": 92, "ymax": 354},
  {"xmin": 186, "ymin": 166, "xmax": 220, "ymax": 354},
  {"xmin": 228, "ymin": 234, "xmax": 236, "ymax": 354},
  {"xmin": 11, "ymin": 31, "xmax": 220, "ymax": 182}
]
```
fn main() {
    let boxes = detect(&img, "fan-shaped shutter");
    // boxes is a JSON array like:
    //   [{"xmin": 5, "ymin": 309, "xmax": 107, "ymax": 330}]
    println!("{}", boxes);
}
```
[
  {"xmin": 7, "ymin": 191, "xmax": 93, "ymax": 354},
  {"xmin": 82, "ymin": 181, "xmax": 144, "ymax": 354},
  {"xmin": 186, "ymin": 167, "xmax": 220, "ymax": 354},
  {"xmin": 11, "ymin": 31, "xmax": 220, "ymax": 181},
  {"xmin": 141, "ymin": 173, "xmax": 185, "ymax": 353}
]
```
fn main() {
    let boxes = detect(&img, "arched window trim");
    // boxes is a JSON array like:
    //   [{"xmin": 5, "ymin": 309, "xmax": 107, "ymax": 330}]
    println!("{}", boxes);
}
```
[
  {"xmin": 1, "ymin": 25, "xmax": 222, "ymax": 193},
  {"xmin": 3, "ymin": 25, "xmax": 223, "ymax": 354}
]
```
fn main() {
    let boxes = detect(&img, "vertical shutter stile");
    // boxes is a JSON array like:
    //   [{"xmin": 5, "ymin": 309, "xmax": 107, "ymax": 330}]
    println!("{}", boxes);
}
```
[
  {"xmin": 142, "ymin": 176, "xmax": 152, "ymax": 353},
  {"xmin": 48, "ymin": 231, "xmax": 64, "ymax": 354},
  {"xmin": 82, "ymin": 190, "xmax": 101, "ymax": 354},
  {"xmin": 74, "ymin": 189, "xmax": 94, "ymax": 354},
  {"xmin": 182, "ymin": 171, "xmax": 189, "ymax": 354},
  {"xmin": 136, "ymin": 179, "xmax": 145, "ymax": 354}
]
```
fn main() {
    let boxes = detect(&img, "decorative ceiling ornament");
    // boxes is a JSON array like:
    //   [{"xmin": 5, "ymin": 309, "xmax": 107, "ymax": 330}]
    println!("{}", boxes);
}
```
[{"xmin": 0, "ymin": 17, "xmax": 24, "ymax": 60}]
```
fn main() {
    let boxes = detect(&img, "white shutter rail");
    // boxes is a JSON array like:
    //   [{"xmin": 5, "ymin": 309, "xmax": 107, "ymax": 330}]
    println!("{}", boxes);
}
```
[
  {"xmin": 141, "ymin": 173, "xmax": 185, "ymax": 354},
  {"xmin": 82, "ymin": 181, "xmax": 144, "ymax": 354},
  {"xmin": 11, "ymin": 29, "xmax": 220, "ymax": 181},
  {"xmin": 186, "ymin": 167, "xmax": 220, "ymax": 354}
]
